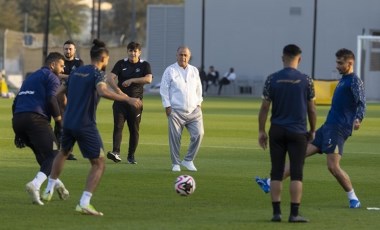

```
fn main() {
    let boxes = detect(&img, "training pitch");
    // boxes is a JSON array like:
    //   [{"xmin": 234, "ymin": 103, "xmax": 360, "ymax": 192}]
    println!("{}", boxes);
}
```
[{"xmin": 0, "ymin": 95, "xmax": 379, "ymax": 230}]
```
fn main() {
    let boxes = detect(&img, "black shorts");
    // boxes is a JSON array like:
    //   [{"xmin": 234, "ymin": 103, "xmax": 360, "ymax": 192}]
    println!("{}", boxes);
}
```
[
  {"xmin": 12, "ymin": 112, "xmax": 58, "ymax": 163},
  {"xmin": 269, "ymin": 124, "xmax": 307, "ymax": 181}
]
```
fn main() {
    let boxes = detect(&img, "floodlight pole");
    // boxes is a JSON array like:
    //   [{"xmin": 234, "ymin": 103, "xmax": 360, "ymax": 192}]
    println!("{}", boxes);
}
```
[
  {"xmin": 131, "ymin": 0, "xmax": 136, "ymax": 41},
  {"xmin": 311, "ymin": 0, "xmax": 317, "ymax": 79},
  {"xmin": 91, "ymin": 0, "xmax": 96, "ymax": 41},
  {"xmin": 97, "ymin": 0, "xmax": 101, "ymax": 39},
  {"xmin": 42, "ymin": 0, "xmax": 51, "ymax": 64},
  {"xmin": 201, "ymin": 0, "xmax": 205, "ymax": 72}
]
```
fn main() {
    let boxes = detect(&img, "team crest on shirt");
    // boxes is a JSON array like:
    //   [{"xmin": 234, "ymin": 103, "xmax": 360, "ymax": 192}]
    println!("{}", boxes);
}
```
[
  {"xmin": 336, "ymin": 81, "xmax": 344, "ymax": 88},
  {"xmin": 135, "ymin": 68, "xmax": 141, "ymax": 73}
]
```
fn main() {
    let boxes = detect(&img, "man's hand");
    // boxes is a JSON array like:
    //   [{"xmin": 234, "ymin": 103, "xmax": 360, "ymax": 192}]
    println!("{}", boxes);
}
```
[
  {"xmin": 307, "ymin": 131, "xmax": 316, "ymax": 142},
  {"xmin": 165, "ymin": 107, "xmax": 172, "ymax": 117},
  {"xmin": 122, "ymin": 79, "xmax": 133, "ymax": 87},
  {"xmin": 14, "ymin": 135, "xmax": 26, "ymax": 148},
  {"xmin": 353, "ymin": 119, "xmax": 361, "ymax": 130},
  {"xmin": 258, "ymin": 131, "xmax": 268, "ymax": 150},
  {"xmin": 127, "ymin": 97, "xmax": 142, "ymax": 108}
]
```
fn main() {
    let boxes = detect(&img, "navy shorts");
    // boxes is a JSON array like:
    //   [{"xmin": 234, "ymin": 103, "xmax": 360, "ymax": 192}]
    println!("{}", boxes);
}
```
[
  {"xmin": 312, "ymin": 124, "xmax": 348, "ymax": 155},
  {"xmin": 61, "ymin": 126, "xmax": 104, "ymax": 159}
]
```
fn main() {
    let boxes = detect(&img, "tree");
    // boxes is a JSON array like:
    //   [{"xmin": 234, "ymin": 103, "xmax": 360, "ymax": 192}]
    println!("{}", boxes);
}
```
[
  {"xmin": 0, "ymin": 0, "xmax": 22, "ymax": 31},
  {"xmin": 13, "ymin": 0, "xmax": 88, "ymax": 37}
]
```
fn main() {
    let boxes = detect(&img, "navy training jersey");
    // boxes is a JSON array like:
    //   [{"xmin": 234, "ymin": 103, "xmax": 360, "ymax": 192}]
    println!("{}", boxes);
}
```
[
  {"xmin": 263, "ymin": 67, "xmax": 315, "ymax": 133},
  {"xmin": 63, "ymin": 65, "xmax": 106, "ymax": 129},
  {"xmin": 111, "ymin": 58, "xmax": 152, "ymax": 98},
  {"xmin": 325, "ymin": 73, "xmax": 366, "ymax": 136},
  {"xmin": 64, "ymin": 58, "xmax": 84, "ymax": 75},
  {"xmin": 13, "ymin": 67, "xmax": 60, "ymax": 118}
]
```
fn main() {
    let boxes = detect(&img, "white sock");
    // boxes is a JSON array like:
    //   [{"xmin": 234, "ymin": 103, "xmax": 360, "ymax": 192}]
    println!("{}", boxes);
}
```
[
  {"xmin": 267, "ymin": 178, "xmax": 271, "ymax": 184},
  {"xmin": 80, "ymin": 191, "xmax": 92, "ymax": 207},
  {"xmin": 347, "ymin": 189, "xmax": 359, "ymax": 200},
  {"xmin": 44, "ymin": 178, "xmax": 57, "ymax": 194},
  {"xmin": 32, "ymin": 172, "xmax": 47, "ymax": 189},
  {"xmin": 55, "ymin": 178, "xmax": 63, "ymax": 188}
]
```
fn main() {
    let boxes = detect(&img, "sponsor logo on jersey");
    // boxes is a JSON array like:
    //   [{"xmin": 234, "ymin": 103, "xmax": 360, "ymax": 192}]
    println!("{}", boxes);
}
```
[{"xmin": 18, "ymin": 90, "xmax": 35, "ymax": 95}]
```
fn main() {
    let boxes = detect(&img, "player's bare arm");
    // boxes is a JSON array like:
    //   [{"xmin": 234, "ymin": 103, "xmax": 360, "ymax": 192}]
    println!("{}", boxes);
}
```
[
  {"xmin": 121, "ymin": 74, "xmax": 153, "ymax": 87},
  {"xmin": 258, "ymin": 99, "xmax": 270, "ymax": 150},
  {"xmin": 96, "ymin": 82, "xmax": 142, "ymax": 108},
  {"xmin": 105, "ymin": 72, "xmax": 123, "ymax": 94}
]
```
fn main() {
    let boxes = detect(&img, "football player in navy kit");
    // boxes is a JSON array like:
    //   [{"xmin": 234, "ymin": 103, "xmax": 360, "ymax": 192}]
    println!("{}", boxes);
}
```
[
  {"xmin": 256, "ymin": 48, "xmax": 366, "ymax": 210},
  {"xmin": 106, "ymin": 42, "xmax": 152, "ymax": 164},
  {"xmin": 59, "ymin": 40, "xmax": 84, "ymax": 160},
  {"xmin": 12, "ymin": 52, "xmax": 69, "ymax": 205},
  {"xmin": 42, "ymin": 39, "xmax": 142, "ymax": 216}
]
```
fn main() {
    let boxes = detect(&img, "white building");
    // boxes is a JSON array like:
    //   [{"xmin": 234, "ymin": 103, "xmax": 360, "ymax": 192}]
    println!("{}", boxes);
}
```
[{"xmin": 147, "ymin": 0, "xmax": 380, "ymax": 99}]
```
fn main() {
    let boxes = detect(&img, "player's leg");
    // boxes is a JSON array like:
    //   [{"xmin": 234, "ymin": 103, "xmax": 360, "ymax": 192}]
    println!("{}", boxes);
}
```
[
  {"xmin": 268, "ymin": 125, "xmax": 287, "ymax": 221},
  {"xmin": 182, "ymin": 106, "xmax": 204, "ymax": 171},
  {"xmin": 283, "ymin": 143, "xmax": 319, "ymax": 179},
  {"xmin": 24, "ymin": 114, "xmax": 59, "ymax": 205},
  {"xmin": 42, "ymin": 128, "xmax": 73, "ymax": 201},
  {"xmin": 287, "ymin": 131, "xmax": 308, "ymax": 222},
  {"xmin": 107, "ymin": 103, "xmax": 125, "ymax": 162},
  {"xmin": 326, "ymin": 152, "xmax": 360, "ymax": 208},
  {"xmin": 125, "ymin": 103, "xmax": 142, "ymax": 164},
  {"xmin": 75, "ymin": 127, "xmax": 105, "ymax": 216}
]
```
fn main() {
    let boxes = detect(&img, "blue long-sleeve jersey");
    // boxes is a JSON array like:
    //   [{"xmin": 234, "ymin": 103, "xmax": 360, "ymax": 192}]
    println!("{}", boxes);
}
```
[
  {"xmin": 13, "ymin": 67, "xmax": 60, "ymax": 119},
  {"xmin": 325, "ymin": 73, "xmax": 366, "ymax": 136}
]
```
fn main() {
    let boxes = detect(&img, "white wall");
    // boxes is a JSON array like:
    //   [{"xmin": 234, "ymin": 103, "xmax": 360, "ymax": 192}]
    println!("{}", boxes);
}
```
[{"xmin": 184, "ymin": 0, "xmax": 380, "ymax": 82}]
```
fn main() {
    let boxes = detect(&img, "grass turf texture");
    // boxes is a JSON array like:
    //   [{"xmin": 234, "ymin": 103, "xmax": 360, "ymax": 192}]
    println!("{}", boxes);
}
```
[{"xmin": 0, "ymin": 95, "xmax": 379, "ymax": 230}]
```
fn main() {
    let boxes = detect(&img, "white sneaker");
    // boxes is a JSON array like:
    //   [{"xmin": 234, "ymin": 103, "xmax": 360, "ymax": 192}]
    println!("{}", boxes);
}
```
[
  {"xmin": 172, "ymin": 164, "xmax": 181, "ymax": 172},
  {"xmin": 55, "ymin": 184, "xmax": 70, "ymax": 200},
  {"xmin": 181, "ymin": 160, "xmax": 197, "ymax": 171},
  {"xmin": 26, "ymin": 182, "xmax": 44, "ymax": 205},
  {"xmin": 75, "ymin": 204, "xmax": 104, "ymax": 216}
]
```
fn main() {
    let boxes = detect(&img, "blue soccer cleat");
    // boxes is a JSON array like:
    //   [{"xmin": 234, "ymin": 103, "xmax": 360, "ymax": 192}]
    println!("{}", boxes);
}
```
[
  {"xmin": 349, "ymin": 199, "xmax": 361, "ymax": 208},
  {"xmin": 255, "ymin": 176, "xmax": 270, "ymax": 193}
]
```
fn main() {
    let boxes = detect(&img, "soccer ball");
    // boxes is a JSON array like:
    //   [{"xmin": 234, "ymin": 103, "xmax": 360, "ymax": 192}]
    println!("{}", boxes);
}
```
[{"xmin": 174, "ymin": 175, "xmax": 196, "ymax": 196}]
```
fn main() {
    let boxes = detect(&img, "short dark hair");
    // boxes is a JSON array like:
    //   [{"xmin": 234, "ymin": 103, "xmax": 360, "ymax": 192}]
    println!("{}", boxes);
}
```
[
  {"xmin": 127, "ymin": 41, "xmax": 141, "ymax": 51},
  {"xmin": 63, "ymin": 40, "xmax": 76, "ymax": 47},
  {"xmin": 45, "ymin": 52, "xmax": 65, "ymax": 66},
  {"xmin": 336, "ymin": 48, "xmax": 355, "ymax": 61},
  {"xmin": 283, "ymin": 44, "xmax": 302, "ymax": 58},
  {"xmin": 90, "ymin": 39, "xmax": 109, "ymax": 60}
]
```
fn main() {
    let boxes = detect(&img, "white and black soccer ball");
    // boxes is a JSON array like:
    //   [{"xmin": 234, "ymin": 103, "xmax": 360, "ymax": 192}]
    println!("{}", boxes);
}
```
[{"xmin": 174, "ymin": 175, "xmax": 196, "ymax": 196}]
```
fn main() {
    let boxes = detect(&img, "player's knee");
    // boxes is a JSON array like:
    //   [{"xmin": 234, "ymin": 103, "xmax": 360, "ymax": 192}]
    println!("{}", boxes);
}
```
[{"xmin": 271, "ymin": 170, "xmax": 284, "ymax": 181}]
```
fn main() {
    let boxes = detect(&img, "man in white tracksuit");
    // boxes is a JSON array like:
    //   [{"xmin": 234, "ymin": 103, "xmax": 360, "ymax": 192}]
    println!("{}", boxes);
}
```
[{"xmin": 160, "ymin": 46, "xmax": 204, "ymax": 172}]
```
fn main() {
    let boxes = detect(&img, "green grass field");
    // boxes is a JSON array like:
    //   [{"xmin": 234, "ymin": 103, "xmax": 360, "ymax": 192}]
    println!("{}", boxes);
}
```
[{"xmin": 1, "ymin": 95, "xmax": 379, "ymax": 230}]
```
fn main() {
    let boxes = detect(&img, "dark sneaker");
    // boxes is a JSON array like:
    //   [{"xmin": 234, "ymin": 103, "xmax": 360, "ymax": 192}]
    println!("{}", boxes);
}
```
[
  {"xmin": 271, "ymin": 214, "xmax": 282, "ymax": 222},
  {"xmin": 127, "ymin": 157, "xmax": 137, "ymax": 164},
  {"xmin": 288, "ymin": 215, "xmax": 309, "ymax": 223},
  {"xmin": 107, "ymin": 151, "xmax": 122, "ymax": 163},
  {"xmin": 67, "ymin": 154, "xmax": 77, "ymax": 160}
]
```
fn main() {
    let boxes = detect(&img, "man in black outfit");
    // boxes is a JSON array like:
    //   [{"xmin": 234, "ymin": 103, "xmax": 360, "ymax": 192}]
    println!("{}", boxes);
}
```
[
  {"xmin": 106, "ymin": 42, "xmax": 152, "ymax": 164},
  {"xmin": 59, "ymin": 40, "xmax": 84, "ymax": 160},
  {"xmin": 258, "ymin": 44, "xmax": 316, "ymax": 223}
]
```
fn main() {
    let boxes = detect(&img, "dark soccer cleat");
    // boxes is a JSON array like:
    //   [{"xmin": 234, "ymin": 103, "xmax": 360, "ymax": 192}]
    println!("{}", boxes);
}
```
[
  {"xmin": 107, "ymin": 151, "xmax": 122, "ymax": 163},
  {"xmin": 127, "ymin": 157, "xmax": 137, "ymax": 164},
  {"xmin": 288, "ymin": 215, "xmax": 309, "ymax": 223},
  {"xmin": 271, "ymin": 214, "xmax": 282, "ymax": 222}
]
